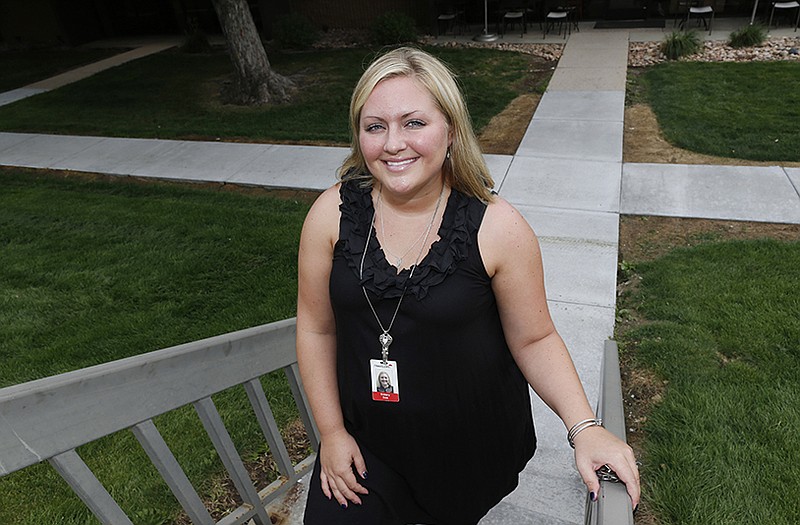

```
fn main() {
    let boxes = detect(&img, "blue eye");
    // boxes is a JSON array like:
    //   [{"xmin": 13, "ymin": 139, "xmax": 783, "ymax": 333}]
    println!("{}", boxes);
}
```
[
  {"xmin": 365, "ymin": 123, "xmax": 384, "ymax": 133},
  {"xmin": 406, "ymin": 120, "xmax": 425, "ymax": 128}
]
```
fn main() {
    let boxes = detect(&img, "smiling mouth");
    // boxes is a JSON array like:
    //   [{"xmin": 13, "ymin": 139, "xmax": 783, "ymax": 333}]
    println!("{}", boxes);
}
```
[{"xmin": 384, "ymin": 158, "xmax": 417, "ymax": 170}]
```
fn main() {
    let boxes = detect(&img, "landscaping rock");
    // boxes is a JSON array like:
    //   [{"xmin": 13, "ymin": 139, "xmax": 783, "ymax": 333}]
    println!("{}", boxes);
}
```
[{"xmin": 629, "ymin": 36, "xmax": 800, "ymax": 66}]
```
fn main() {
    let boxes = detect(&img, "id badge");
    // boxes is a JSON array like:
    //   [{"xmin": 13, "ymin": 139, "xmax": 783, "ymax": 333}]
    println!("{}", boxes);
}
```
[{"xmin": 370, "ymin": 359, "xmax": 400, "ymax": 402}]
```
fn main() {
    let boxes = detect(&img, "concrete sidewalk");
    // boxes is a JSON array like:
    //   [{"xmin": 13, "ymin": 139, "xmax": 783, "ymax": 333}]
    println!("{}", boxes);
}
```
[
  {"xmin": 1, "ymin": 30, "xmax": 799, "ymax": 524},
  {"xmin": 491, "ymin": 31, "xmax": 631, "ymax": 523},
  {"xmin": 0, "ymin": 40, "xmax": 180, "ymax": 107}
]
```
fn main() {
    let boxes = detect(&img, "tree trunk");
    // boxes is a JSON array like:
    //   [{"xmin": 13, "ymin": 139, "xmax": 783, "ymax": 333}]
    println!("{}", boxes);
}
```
[{"xmin": 210, "ymin": 0, "xmax": 294, "ymax": 105}]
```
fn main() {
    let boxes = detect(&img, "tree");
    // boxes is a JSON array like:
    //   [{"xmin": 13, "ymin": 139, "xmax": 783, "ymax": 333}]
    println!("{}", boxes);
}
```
[{"xmin": 210, "ymin": 0, "xmax": 294, "ymax": 105}]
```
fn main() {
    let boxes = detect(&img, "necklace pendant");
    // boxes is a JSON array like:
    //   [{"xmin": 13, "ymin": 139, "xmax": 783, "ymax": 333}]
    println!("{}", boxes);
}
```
[{"xmin": 379, "ymin": 332, "xmax": 393, "ymax": 362}]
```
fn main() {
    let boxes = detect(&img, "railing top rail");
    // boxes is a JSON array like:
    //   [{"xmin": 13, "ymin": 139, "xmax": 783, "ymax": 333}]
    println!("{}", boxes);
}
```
[
  {"xmin": 585, "ymin": 339, "xmax": 634, "ymax": 525},
  {"xmin": 0, "ymin": 317, "xmax": 298, "ymax": 476}
]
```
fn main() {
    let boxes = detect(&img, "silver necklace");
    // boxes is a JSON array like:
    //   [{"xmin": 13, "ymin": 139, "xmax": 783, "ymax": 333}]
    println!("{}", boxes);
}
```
[
  {"xmin": 359, "ymin": 185, "xmax": 446, "ymax": 363},
  {"xmin": 379, "ymin": 194, "xmax": 431, "ymax": 268}
]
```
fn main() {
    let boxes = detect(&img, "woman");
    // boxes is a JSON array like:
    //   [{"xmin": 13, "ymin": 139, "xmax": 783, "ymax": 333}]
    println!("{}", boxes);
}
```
[
  {"xmin": 296, "ymin": 46, "xmax": 639, "ymax": 524},
  {"xmin": 376, "ymin": 371, "xmax": 393, "ymax": 393}
]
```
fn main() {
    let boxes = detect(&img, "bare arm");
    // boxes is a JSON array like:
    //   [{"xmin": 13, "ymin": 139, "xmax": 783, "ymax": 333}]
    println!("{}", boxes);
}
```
[
  {"xmin": 480, "ymin": 197, "xmax": 640, "ymax": 507},
  {"xmin": 296, "ymin": 185, "xmax": 368, "ymax": 508}
]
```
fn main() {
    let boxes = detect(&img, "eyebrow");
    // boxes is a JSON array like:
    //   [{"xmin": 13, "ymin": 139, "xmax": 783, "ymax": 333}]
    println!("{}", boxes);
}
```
[{"xmin": 361, "ymin": 110, "xmax": 424, "ymax": 121}]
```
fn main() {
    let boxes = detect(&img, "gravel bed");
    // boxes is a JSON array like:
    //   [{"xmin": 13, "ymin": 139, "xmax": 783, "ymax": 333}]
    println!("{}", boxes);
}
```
[
  {"xmin": 312, "ymin": 28, "xmax": 799, "ymax": 67},
  {"xmin": 312, "ymin": 29, "xmax": 564, "ymax": 60},
  {"xmin": 629, "ymin": 36, "xmax": 800, "ymax": 66},
  {"xmin": 422, "ymin": 39, "xmax": 565, "ymax": 61}
]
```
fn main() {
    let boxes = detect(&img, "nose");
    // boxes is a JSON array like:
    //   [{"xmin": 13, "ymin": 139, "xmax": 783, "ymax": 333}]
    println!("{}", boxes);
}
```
[{"xmin": 383, "ymin": 126, "xmax": 406, "ymax": 154}]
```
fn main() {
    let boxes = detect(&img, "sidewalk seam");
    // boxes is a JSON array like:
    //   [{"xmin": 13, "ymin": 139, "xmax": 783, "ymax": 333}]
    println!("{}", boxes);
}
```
[{"xmin": 784, "ymin": 167, "xmax": 800, "ymax": 201}]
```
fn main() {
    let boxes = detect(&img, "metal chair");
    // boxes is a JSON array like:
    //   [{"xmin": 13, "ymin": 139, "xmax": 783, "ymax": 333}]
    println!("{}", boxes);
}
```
[
  {"xmin": 561, "ymin": 0, "xmax": 581, "ymax": 32},
  {"xmin": 544, "ymin": 9, "xmax": 569, "ymax": 38},
  {"xmin": 544, "ymin": 0, "xmax": 579, "ymax": 38},
  {"xmin": 673, "ymin": 0, "xmax": 692, "ymax": 27},
  {"xmin": 769, "ymin": 0, "xmax": 800, "ymax": 31},
  {"xmin": 502, "ymin": 8, "xmax": 527, "ymax": 37},
  {"xmin": 497, "ymin": 0, "xmax": 532, "ymax": 38},
  {"xmin": 678, "ymin": 0, "xmax": 714, "ymax": 34},
  {"xmin": 434, "ymin": 1, "xmax": 467, "ymax": 38},
  {"xmin": 687, "ymin": 3, "xmax": 714, "ymax": 34}
]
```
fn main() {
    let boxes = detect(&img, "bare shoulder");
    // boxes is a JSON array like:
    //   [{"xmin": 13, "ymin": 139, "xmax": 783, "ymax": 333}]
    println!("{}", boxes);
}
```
[
  {"xmin": 301, "ymin": 184, "xmax": 341, "ymax": 247},
  {"xmin": 481, "ymin": 195, "xmax": 539, "ymax": 248},
  {"xmin": 479, "ymin": 196, "xmax": 540, "ymax": 276},
  {"xmin": 307, "ymin": 184, "xmax": 342, "ymax": 220}
]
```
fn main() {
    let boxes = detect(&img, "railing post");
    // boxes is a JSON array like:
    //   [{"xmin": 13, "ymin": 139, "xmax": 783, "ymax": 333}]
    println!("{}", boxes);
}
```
[
  {"xmin": 286, "ymin": 363, "xmax": 320, "ymax": 450},
  {"xmin": 243, "ymin": 378, "xmax": 296, "ymax": 479},
  {"xmin": 194, "ymin": 396, "xmax": 273, "ymax": 525},
  {"xmin": 131, "ymin": 419, "xmax": 215, "ymax": 525},
  {"xmin": 49, "ymin": 450, "xmax": 134, "ymax": 525}
]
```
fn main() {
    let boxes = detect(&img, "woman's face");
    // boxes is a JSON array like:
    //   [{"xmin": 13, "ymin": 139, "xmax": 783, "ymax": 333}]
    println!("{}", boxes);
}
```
[
  {"xmin": 359, "ymin": 75, "xmax": 451, "ymax": 199},
  {"xmin": 379, "ymin": 373, "xmax": 390, "ymax": 387}
]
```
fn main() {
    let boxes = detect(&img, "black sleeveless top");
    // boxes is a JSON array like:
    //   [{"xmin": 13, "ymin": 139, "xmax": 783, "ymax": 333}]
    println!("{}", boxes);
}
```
[{"xmin": 330, "ymin": 180, "xmax": 536, "ymax": 524}]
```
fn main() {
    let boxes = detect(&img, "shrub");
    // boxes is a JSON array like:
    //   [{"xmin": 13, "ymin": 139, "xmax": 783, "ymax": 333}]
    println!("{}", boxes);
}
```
[
  {"xmin": 370, "ymin": 12, "xmax": 419, "ymax": 45},
  {"xmin": 660, "ymin": 30, "xmax": 701, "ymax": 60},
  {"xmin": 272, "ymin": 12, "xmax": 319, "ymax": 50},
  {"xmin": 728, "ymin": 24, "xmax": 767, "ymax": 48}
]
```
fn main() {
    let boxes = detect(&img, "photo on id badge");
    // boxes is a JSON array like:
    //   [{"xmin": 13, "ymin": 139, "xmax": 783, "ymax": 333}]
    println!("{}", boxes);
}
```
[{"xmin": 370, "ymin": 359, "xmax": 399, "ymax": 402}]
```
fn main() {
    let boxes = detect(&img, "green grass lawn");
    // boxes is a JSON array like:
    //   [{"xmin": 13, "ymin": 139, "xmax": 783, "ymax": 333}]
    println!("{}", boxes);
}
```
[
  {"xmin": 0, "ymin": 48, "xmax": 124, "ymax": 92},
  {"xmin": 635, "ymin": 61, "xmax": 800, "ymax": 162},
  {"xmin": 0, "ymin": 168, "xmax": 312, "ymax": 524},
  {"xmin": 617, "ymin": 238, "xmax": 800, "ymax": 524},
  {"xmin": 0, "ymin": 46, "xmax": 541, "ymax": 144}
]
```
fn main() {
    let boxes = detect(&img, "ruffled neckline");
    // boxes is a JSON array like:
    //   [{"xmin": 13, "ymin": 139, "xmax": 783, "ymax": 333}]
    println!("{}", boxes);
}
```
[{"xmin": 339, "ymin": 181, "xmax": 475, "ymax": 300}]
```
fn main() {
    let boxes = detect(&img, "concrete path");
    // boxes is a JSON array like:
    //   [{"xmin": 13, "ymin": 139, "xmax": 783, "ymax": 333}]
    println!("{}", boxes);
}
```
[
  {"xmin": 487, "ymin": 30, "xmax": 631, "ymax": 524},
  {"xmin": 0, "ymin": 40, "xmax": 180, "ymax": 107},
  {"xmin": 1, "ymin": 27, "xmax": 799, "ymax": 524}
]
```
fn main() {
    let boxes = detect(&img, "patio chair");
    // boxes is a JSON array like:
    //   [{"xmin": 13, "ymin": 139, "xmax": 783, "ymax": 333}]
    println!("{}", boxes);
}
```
[
  {"xmin": 435, "ymin": 1, "xmax": 467, "ymax": 37},
  {"xmin": 679, "ymin": 0, "xmax": 714, "ymax": 34},
  {"xmin": 768, "ymin": 0, "xmax": 800, "ymax": 30},
  {"xmin": 673, "ymin": 0, "xmax": 692, "ymax": 27},
  {"xmin": 687, "ymin": 3, "xmax": 714, "ymax": 34},
  {"xmin": 543, "ymin": 7, "xmax": 569, "ymax": 38},
  {"xmin": 496, "ymin": 0, "xmax": 533, "ymax": 37},
  {"xmin": 502, "ymin": 8, "xmax": 527, "ymax": 37},
  {"xmin": 543, "ymin": 0, "xmax": 579, "ymax": 38}
]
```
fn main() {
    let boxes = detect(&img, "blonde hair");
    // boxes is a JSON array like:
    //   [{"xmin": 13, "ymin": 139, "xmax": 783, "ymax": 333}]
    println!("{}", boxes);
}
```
[{"xmin": 338, "ymin": 47, "xmax": 494, "ymax": 202}]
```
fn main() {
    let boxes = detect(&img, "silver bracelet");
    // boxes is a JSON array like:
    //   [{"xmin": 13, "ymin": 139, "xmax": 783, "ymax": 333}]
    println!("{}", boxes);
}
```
[{"xmin": 567, "ymin": 418, "xmax": 603, "ymax": 449}]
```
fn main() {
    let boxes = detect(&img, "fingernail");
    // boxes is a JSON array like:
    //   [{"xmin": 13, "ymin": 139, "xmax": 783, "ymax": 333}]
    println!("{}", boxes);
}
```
[
  {"xmin": 340, "ymin": 503, "xmax": 347, "ymax": 509},
  {"xmin": 362, "ymin": 471, "xmax": 368, "ymax": 479},
  {"xmin": 590, "ymin": 491, "xmax": 597, "ymax": 502},
  {"xmin": 634, "ymin": 504, "xmax": 639, "ymax": 514}
]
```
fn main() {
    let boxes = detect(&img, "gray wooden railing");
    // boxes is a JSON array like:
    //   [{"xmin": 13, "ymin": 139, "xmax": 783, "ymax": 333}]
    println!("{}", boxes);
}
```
[
  {"xmin": 584, "ymin": 339, "xmax": 635, "ymax": 525},
  {"xmin": 0, "ymin": 317, "xmax": 318, "ymax": 525}
]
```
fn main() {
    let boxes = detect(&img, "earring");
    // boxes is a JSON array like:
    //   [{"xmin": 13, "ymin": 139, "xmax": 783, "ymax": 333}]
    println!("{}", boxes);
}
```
[{"xmin": 446, "ymin": 149, "xmax": 451, "ymax": 160}]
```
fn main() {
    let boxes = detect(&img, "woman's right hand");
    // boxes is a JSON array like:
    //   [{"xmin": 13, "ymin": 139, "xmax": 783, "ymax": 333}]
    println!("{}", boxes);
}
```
[{"xmin": 319, "ymin": 429, "xmax": 369, "ymax": 508}]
